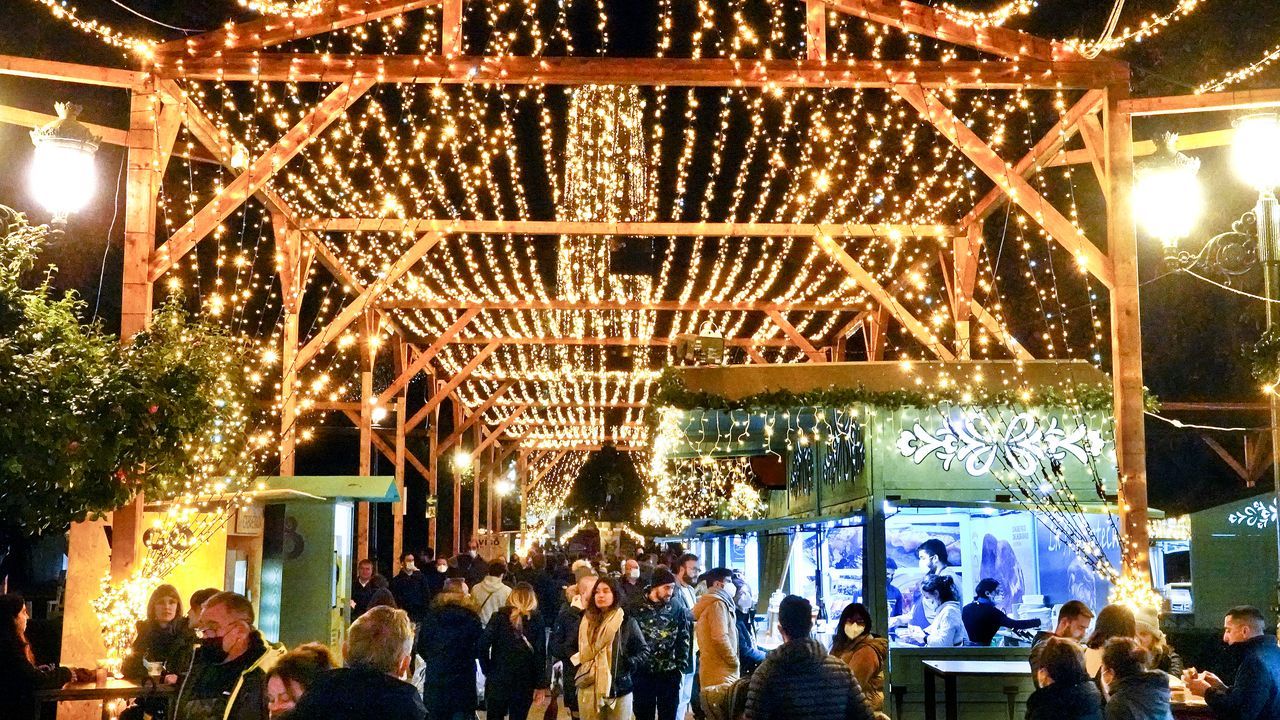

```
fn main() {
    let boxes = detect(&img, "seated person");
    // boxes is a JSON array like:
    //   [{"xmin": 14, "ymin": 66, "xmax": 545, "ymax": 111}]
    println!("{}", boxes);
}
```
[
  {"xmin": 961, "ymin": 578, "xmax": 1041, "ymax": 645},
  {"xmin": 122, "ymin": 584, "xmax": 196, "ymax": 720},
  {"xmin": 898, "ymin": 575, "xmax": 967, "ymax": 647},
  {"xmin": 266, "ymin": 643, "xmax": 335, "ymax": 718}
]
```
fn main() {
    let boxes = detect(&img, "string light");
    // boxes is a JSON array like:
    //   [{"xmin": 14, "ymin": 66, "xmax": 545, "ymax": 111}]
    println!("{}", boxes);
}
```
[
  {"xmin": 26, "ymin": 0, "xmax": 157, "ymax": 57},
  {"xmin": 1196, "ymin": 40, "xmax": 1280, "ymax": 93}
]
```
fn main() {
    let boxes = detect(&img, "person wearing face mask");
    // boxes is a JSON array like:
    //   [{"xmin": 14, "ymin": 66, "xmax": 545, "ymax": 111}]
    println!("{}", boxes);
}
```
[
  {"xmin": 731, "ymin": 575, "xmax": 765, "ymax": 675},
  {"xmin": 290, "ymin": 607, "xmax": 426, "ymax": 720},
  {"xmin": 390, "ymin": 552, "xmax": 431, "ymax": 627},
  {"xmin": 830, "ymin": 603, "xmax": 887, "ymax": 713},
  {"xmin": 961, "ymin": 578, "xmax": 1041, "ymax": 646},
  {"xmin": 1100, "ymin": 637, "xmax": 1172, "ymax": 720},
  {"xmin": 618, "ymin": 559, "xmax": 645, "ymax": 606},
  {"xmin": 1024, "ymin": 637, "xmax": 1103, "ymax": 720},
  {"xmin": 890, "ymin": 539, "xmax": 958, "ymax": 632},
  {"xmin": 898, "ymin": 575, "xmax": 967, "ymax": 647},
  {"xmin": 693, "ymin": 568, "xmax": 741, "ymax": 693},
  {"xmin": 669, "ymin": 553, "xmax": 700, "ymax": 720},
  {"xmin": 176, "ymin": 591, "xmax": 284, "ymax": 720},
  {"xmin": 428, "ymin": 555, "xmax": 450, "ymax": 599},
  {"xmin": 629, "ymin": 568, "xmax": 694, "ymax": 720}
]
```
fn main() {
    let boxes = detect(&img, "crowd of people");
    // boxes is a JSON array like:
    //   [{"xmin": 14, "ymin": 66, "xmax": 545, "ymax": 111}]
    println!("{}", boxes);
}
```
[{"xmin": 5, "ymin": 540, "xmax": 1280, "ymax": 720}]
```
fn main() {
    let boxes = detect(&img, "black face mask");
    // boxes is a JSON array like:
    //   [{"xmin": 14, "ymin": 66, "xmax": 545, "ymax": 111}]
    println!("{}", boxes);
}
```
[{"xmin": 199, "ymin": 635, "xmax": 228, "ymax": 663}]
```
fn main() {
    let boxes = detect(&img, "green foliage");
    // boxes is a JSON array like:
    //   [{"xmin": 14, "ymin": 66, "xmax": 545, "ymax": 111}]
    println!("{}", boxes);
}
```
[
  {"xmin": 1247, "ymin": 326, "xmax": 1280, "ymax": 384},
  {"xmin": 651, "ymin": 368, "xmax": 1154, "ymax": 414},
  {"xmin": 0, "ymin": 211, "xmax": 253, "ymax": 539}
]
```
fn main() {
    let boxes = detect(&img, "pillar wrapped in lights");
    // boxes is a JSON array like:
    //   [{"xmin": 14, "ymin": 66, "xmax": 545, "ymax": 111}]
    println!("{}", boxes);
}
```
[{"xmin": 29, "ymin": 102, "xmax": 101, "ymax": 229}]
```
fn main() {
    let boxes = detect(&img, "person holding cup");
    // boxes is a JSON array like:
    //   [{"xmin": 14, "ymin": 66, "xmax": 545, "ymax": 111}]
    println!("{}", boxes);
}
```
[{"xmin": 121, "ymin": 585, "xmax": 195, "ymax": 720}]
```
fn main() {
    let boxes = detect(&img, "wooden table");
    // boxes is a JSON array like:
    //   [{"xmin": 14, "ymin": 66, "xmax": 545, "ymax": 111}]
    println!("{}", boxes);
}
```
[
  {"xmin": 37, "ymin": 678, "xmax": 177, "ymax": 720},
  {"xmin": 1172, "ymin": 695, "xmax": 1215, "ymax": 719},
  {"xmin": 922, "ymin": 659, "xmax": 1031, "ymax": 720}
]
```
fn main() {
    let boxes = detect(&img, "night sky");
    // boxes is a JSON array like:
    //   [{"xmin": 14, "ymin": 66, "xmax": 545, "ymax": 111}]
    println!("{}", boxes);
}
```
[{"xmin": 1, "ymin": 0, "xmax": 1278, "ymax": 541}]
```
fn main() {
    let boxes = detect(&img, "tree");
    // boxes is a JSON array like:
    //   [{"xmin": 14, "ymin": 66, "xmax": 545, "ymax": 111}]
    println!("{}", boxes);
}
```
[{"xmin": 0, "ymin": 207, "xmax": 255, "ymax": 544}]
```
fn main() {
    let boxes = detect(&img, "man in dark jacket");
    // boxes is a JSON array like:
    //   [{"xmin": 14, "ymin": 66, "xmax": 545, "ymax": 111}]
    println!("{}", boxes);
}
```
[
  {"xmin": 350, "ymin": 558, "xmax": 388, "ymax": 619},
  {"xmin": 291, "ymin": 606, "xmax": 426, "ymax": 720},
  {"xmin": 389, "ymin": 552, "xmax": 430, "ymax": 623},
  {"xmin": 630, "ymin": 568, "xmax": 694, "ymax": 720},
  {"xmin": 177, "ymin": 592, "xmax": 283, "ymax": 720},
  {"xmin": 1186, "ymin": 605, "xmax": 1280, "ymax": 720},
  {"xmin": 744, "ymin": 595, "xmax": 874, "ymax": 720}
]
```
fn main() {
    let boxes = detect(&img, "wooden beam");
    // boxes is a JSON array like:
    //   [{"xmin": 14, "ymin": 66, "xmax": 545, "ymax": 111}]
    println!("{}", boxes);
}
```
[
  {"xmin": 1105, "ymin": 82, "xmax": 1150, "ymax": 583},
  {"xmin": 1077, "ymin": 114, "xmax": 1109, "ymax": 189},
  {"xmin": 343, "ymin": 410, "xmax": 432, "ymax": 485},
  {"xmin": 1047, "ymin": 127, "xmax": 1236, "ymax": 168},
  {"xmin": 897, "ymin": 84, "xmax": 1115, "ymax": 289},
  {"xmin": 953, "ymin": 225, "xmax": 980, "ymax": 359},
  {"xmin": 820, "ymin": 0, "xmax": 1072, "ymax": 61},
  {"xmin": 303, "ymin": 218, "xmax": 958, "ymax": 237},
  {"xmin": 410, "ymin": 335, "xmax": 794, "ymax": 347},
  {"xmin": 158, "ymin": 55, "xmax": 1127, "ymax": 90},
  {"xmin": 961, "ymin": 89, "xmax": 1104, "ymax": 228},
  {"xmin": 1201, "ymin": 435, "xmax": 1251, "ymax": 485},
  {"xmin": 294, "ymin": 231, "xmax": 443, "ymax": 369},
  {"xmin": 438, "ymin": 381, "xmax": 517, "ymax": 455},
  {"xmin": 0, "ymin": 54, "xmax": 146, "ymax": 88},
  {"xmin": 1121, "ymin": 88, "xmax": 1280, "ymax": 117},
  {"xmin": 812, "ymin": 232, "xmax": 956, "ymax": 361},
  {"xmin": 375, "ymin": 307, "xmax": 480, "ymax": 405},
  {"xmin": 743, "ymin": 346, "xmax": 769, "ymax": 364},
  {"xmin": 405, "ymin": 342, "xmax": 500, "ymax": 431},
  {"xmin": 380, "ymin": 298, "xmax": 871, "ymax": 312},
  {"xmin": 0, "ymin": 104, "xmax": 128, "ymax": 147},
  {"xmin": 970, "ymin": 301, "xmax": 1033, "ymax": 360},
  {"xmin": 441, "ymin": 0, "xmax": 463, "ymax": 56},
  {"xmin": 357, "ymin": 311, "xmax": 377, "ymax": 562},
  {"xmin": 470, "ymin": 405, "xmax": 532, "ymax": 459},
  {"xmin": 805, "ymin": 0, "xmax": 827, "ymax": 61},
  {"xmin": 155, "ymin": 0, "xmax": 441, "ymax": 57},
  {"xmin": 492, "ymin": 401, "xmax": 646, "ymax": 409},
  {"xmin": 149, "ymin": 78, "xmax": 375, "ymax": 281},
  {"xmin": 1160, "ymin": 401, "xmax": 1271, "ymax": 412},
  {"xmin": 767, "ymin": 310, "xmax": 826, "ymax": 362}
]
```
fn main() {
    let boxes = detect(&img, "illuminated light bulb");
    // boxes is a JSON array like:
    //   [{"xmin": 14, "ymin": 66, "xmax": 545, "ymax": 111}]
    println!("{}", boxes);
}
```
[
  {"xmin": 370, "ymin": 404, "xmax": 388, "ymax": 423},
  {"xmin": 28, "ymin": 102, "xmax": 101, "ymax": 223},
  {"xmin": 1133, "ymin": 134, "xmax": 1203, "ymax": 247},
  {"xmin": 230, "ymin": 143, "xmax": 250, "ymax": 170},
  {"xmin": 1232, "ymin": 113, "xmax": 1280, "ymax": 192},
  {"xmin": 453, "ymin": 450, "xmax": 473, "ymax": 470}
]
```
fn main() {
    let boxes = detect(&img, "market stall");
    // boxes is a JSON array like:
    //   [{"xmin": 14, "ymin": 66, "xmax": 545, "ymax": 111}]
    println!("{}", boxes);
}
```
[{"xmin": 651, "ymin": 359, "xmax": 1145, "ymax": 719}]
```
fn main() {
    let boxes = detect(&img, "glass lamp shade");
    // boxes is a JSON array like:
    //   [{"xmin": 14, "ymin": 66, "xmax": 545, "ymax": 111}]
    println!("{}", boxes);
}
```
[
  {"xmin": 1133, "ymin": 161, "xmax": 1204, "ymax": 247},
  {"xmin": 1232, "ymin": 113, "xmax": 1280, "ymax": 192},
  {"xmin": 28, "ymin": 103, "xmax": 101, "ymax": 218}
]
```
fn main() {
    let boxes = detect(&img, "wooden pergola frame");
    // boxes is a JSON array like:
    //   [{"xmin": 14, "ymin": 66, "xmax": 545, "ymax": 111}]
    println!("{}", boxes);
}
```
[{"xmin": 20, "ymin": 0, "xmax": 1276, "ymax": 663}]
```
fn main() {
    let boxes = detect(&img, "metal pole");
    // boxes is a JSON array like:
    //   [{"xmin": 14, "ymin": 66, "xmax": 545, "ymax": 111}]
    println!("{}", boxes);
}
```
[{"xmin": 1259, "ymin": 190, "xmax": 1280, "ymax": 636}]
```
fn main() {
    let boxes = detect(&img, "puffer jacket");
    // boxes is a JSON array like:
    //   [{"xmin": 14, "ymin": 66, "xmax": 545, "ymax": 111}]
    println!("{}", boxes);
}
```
[
  {"xmin": 744, "ymin": 638, "xmax": 875, "ymax": 720},
  {"xmin": 1025, "ymin": 678, "xmax": 1104, "ymax": 720},
  {"xmin": 418, "ymin": 594, "xmax": 484, "ymax": 719},
  {"xmin": 1104, "ymin": 671, "xmax": 1173, "ymax": 720},
  {"xmin": 629, "ymin": 594, "xmax": 693, "ymax": 675},
  {"xmin": 694, "ymin": 588, "xmax": 740, "ymax": 687},
  {"xmin": 832, "ymin": 633, "xmax": 888, "ymax": 712}
]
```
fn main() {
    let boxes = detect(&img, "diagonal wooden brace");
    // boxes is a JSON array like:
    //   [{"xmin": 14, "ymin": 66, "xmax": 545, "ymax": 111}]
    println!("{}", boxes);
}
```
[
  {"xmin": 406, "ymin": 342, "xmax": 501, "ymax": 431},
  {"xmin": 376, "ymin": 307, "xmax": 480, "ymax": 406},
  {"xmin": 438, "ymin": 381, "xmax": 516, "ymax": 455}
]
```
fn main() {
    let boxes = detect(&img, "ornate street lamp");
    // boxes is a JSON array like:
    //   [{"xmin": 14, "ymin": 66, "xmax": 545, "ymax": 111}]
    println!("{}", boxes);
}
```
[
  {"xmin": 1136, "ymin": 112, "xmax": 1280, "ymax": 630},
  {"xmin": 28, "ymin": 102, "xmax": 101, "ymax": 232}
]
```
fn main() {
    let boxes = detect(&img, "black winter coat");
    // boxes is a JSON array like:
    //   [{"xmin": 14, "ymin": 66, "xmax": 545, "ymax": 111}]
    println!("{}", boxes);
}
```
[
  {"xmin": 2, "ymin": 639, "xmax": 71, "ymax": 720},
  {"xmin": 1104, "ymin": 671, "xmax": 1173, "ymax": 720},
  {"xmin": 737, "ymin": 611, "xmax": 766, "ymax": 674},
  {"xmin": 552, "ymin": 605, "xmax": 585, "ymax": 710},
  {"xmin": 1025, "ymin": 678, "xmax": 1104, "ymax": 720},
  {"xmin": 576, "ymin": 614, "xmax": 649, "ymax": 699},
  {"xmin": 291, "ymin": 667, "xmax": 426, "ymax": 720},
  {"xmin": 351, "ymin": 574, "xmax": 388, "ymax": 618},
  {"xmin": 1206, "ymin": 635, "xmax": 1280, "ymax": 720},
  {"xmin": 962, "ymin": 599, "xmax": 1041, "ymax": 645},
  {"xmin": 478, "ymin": 607, "xmax": 548, "ymax": 705},
  {"xmin": 418, "ymin": 597, "xmax": 485, "ymax": 718},
  {"xmin": 744, "ymin": 638, "xmax": 875, "ymax": 720},
  {"xmin": 389, "ymin": 570, "xmax": 430, "ymax": 619},
  {"xmin": 122, "ymin": 618, "xmax": 195, "ymax": 682},
  {"xmin": 531, "ymin": 571, "xmax": 564, "ymax": 626}
]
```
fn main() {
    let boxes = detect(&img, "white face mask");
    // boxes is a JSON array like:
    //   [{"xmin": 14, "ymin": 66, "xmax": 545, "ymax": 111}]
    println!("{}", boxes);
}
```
[
  {"xmin": 844, "ymin": 623, "xmax": 865, "ymax": 640},
  {"xmin": 436, "ymin": 564, "xmax": 448, "ymax": 573},
  {"xmin": 469, "ymin": 549, "xmax": 478, "ymax": 558},
  {"xmin": 628, "ymin": 569, "xmax": 640, "ymax": 580}
]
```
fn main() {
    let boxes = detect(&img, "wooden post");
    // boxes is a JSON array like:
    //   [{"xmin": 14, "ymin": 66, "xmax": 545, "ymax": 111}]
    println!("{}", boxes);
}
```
[
  {"xmin": 357, "ymin": 310, "xmax": 377, "ymax": 562},
  {"xmin": 806, "ymin": 0, "xmax": 827, "ymax": 61},
  {"xmin": 451, "ymin": 392, "xmax": 463, "ymax": 556},
  {"xmin": 1105, "ymin": 82, "xmax": 1151, "ymax": 583},
  {"xmin": 426, "ymin": 373, "xmax": 439, "ymax": 553},
  {"xmin": 953, "ymin": 224, "xmax": 981, "ymax": 360},
  {"xmin": 518, "ymin": 450, "xmax": 528, "ymax": 536},
  {"xmin": 472, "ymin": 424, "xmax": 483, "ymax": 540},
  {"xmin": 392, "ymin": 340, "xmax": 407, "ymax": 563},
  {"xmin": 276, "ymin": 221, "xmax": 305, "ymax": 476}
]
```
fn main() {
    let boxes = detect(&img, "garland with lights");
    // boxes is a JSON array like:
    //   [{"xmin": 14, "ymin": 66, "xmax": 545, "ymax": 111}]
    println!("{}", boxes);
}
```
[{"xmin": 1196, "ymin": 40, "xmax": 1280, "ymax": 93}]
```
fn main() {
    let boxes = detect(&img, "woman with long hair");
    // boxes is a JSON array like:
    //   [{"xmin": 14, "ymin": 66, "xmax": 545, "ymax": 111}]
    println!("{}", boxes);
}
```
[
  {"xmin": 123, "ymin": 584, "xmax": 194, "ymax": 683},
  {"xmin": 1101, "ymin": 638, "xmax": 1173, "ymax": 720},
  {"xmin": 477, "ymin": 582, "xmax": 548, "ymax": 720},
  {"xmin": 830, "ymin": 603, "xmax": 888, "ymax": 712},
  {"xmin": 900, "ymin": 575, "xmax": 967, "ymax": 647},
  {"xmin": 1025, "ymin": 637, "xmax": 1104, "ymax": 720},
  {"xmin": 573, "ymin": 577, "xmax": 648, "ymax": 720},
  {"xmin": 1084, "ymin": 604, "xmax": 1137, "ymax": 680},
  {"xmin": 1, "ymin": 593, "xmax": 88, "ymax": 720}
]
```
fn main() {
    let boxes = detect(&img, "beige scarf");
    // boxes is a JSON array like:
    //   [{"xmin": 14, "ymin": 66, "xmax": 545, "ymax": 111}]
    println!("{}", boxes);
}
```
[{"xmin": 572, "ymin": 607, "xmax": 625, "ymax": 706}]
